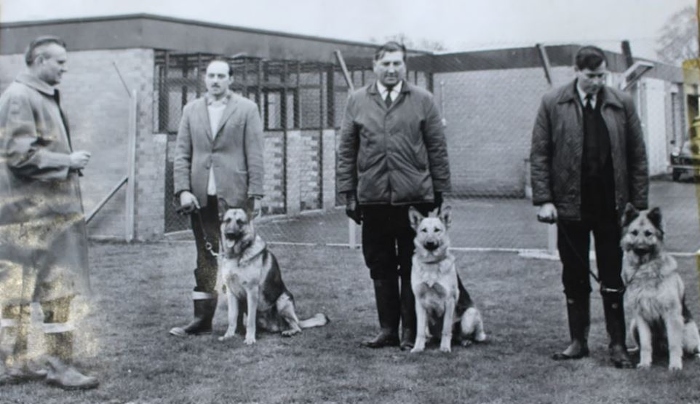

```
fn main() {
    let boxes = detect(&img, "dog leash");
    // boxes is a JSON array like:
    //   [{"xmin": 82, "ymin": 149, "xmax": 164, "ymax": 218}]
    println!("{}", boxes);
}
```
[
  {"xmin": 194, "ymin": 210, "xmax": 220, "ymax": 258},
  {"xmin": 556, "ymin": 221, "xmax": 625, "ymax": 295}
]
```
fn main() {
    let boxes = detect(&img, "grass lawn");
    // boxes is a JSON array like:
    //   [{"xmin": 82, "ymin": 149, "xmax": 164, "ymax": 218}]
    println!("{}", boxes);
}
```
[{"xmin": 2, "ymin": 241, "xmax": 700, "ymax": 404}]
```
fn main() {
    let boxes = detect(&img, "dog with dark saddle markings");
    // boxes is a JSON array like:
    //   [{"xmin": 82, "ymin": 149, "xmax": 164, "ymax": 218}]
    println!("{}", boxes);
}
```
[
  {"xmin": 621, "ymin": 203, "xmax": 700, "ymax": 371},
  {"xmin": 408, "ymin": 206, "xmax": 486, "ymax": 353},
  {"xmin": 217, "ymin": 199, "xmax": 329, "ymax": 345}
]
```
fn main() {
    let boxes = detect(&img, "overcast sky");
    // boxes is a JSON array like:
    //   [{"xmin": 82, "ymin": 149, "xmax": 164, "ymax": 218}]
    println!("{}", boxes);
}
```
[{"xmin": 0, "ymin": 0, "xmax": 694, "ymax": 60}]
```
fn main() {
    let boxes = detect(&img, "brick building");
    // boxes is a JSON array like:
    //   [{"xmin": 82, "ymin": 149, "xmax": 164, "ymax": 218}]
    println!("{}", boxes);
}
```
[{"xmin": 0, "ymin": 15, "xmax": 688, "ymax": 241}]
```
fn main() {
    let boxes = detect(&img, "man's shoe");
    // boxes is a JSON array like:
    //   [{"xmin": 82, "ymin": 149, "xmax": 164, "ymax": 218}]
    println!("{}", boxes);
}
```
[
  {"xmin": 362, "ymin": 330, "xmax": 400, "ymax": 348},
  {"xmin": 45, "ymin": 356, "xmax": 98, "ymax": 391},
  {"xmin": 552, "ymin": 347, "xmax": 590, "ymax": 360},
  {"xmin": 400, "ymin": 327, "xmax": 415, "ymax": 351},
  {"xmin": 609, "ymin": 345, "xmax": 634, "ymax": 369}
]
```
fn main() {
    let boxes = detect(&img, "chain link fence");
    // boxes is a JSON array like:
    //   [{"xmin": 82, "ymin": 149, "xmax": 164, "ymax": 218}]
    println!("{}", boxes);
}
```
[{"xmin": 155, "ymin": 46, "xmax": 700, "ymax": 254}]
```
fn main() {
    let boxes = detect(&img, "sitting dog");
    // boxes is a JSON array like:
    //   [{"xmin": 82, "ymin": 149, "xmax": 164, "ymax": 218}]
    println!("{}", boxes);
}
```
[
  {"xmin": 621, "ymin": 203, "xmax": 700, "ymax": 370},
  {"xmin": 408, "ymin": 206, "xmax": 486, "ymax": 353},
  {"xmin": 217, "ymin": 200, "xmax": 329, "ymax": 344}
]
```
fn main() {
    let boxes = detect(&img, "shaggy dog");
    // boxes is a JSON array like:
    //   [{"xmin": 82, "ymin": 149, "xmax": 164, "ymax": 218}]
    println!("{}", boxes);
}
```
[
  {"xmin": 408, "ymin": 206, "xmax": 486, "ymax": 353},
  {"xmin": 621, "ymin": 203, "xmax": 700, "ymax": 370}
]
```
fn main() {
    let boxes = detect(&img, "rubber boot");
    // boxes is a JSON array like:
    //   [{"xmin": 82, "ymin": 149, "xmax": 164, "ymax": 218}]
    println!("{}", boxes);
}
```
[
  {"xmin": 552, "ymin": 296, "xmax": 590, "ymax": 360},
  {"xmin": 0, "ymin": 304, "xmax": 46, "ymax": 384},
  {"xmin": 602, "ymin": 292, "xmax": 634, "ymax": 369},
  {"xmin": 399, "ymin": 276, "xmax": 416, "ymax": 351},
  {"xmin": 44, "ymin": 331, "xmax": 99, "ymax": 390},
  {"xmin": 169, "ymin": 292, "xmax": 218, "ymax": 336},
  {"xmin": 362, "ymin": 279, "xmax": 400, "ymax": 348}
]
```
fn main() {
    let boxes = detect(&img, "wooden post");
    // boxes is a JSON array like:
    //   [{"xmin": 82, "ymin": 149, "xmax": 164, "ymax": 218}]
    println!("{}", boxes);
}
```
[{"xmin": 125, "ymin": 89, "xmax": 137, "ymax": 242}]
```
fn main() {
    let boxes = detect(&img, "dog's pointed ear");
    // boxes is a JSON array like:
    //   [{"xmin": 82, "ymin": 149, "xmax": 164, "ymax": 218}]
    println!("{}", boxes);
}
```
[
  {"xmin": 408, "ymin": 206, "xmax": 424, "ymax": 231},
  {"xmin": 646, "ymin": 207, "xmax": 664, "ymax": 235},
  {"xmin": 440, "ymin": 205, "xmax": 452, "ymax": 229},
  {"xmin": 621, "ymin": 203, "xmax": 639, "ymax": 228},
  {"xmin": 428, "ymin": 207, "xmax": 440, "ymax": 218},
  {"xmin": 217, "ymin": 197, "xmax": 229, "ymax": 220}
]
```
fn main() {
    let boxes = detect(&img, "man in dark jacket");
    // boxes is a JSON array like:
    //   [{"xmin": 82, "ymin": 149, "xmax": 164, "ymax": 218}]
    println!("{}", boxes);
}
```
[
  {"xmin": 0, "ymin": 36, "xmax": 98, "ymax": 389},
  {"xmin": 530, "ymin": 46, "xmax": 649, "ymax": 368},
  {"xmin": 337, "ymin": 41, "xmax": 451, "ymax": 350}
]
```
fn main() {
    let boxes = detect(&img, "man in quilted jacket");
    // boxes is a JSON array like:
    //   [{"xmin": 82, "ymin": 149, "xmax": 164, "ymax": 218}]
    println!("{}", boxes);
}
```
[{"xmin": 337, "ymin": 41, "xmax": 451, "ymax": 350}]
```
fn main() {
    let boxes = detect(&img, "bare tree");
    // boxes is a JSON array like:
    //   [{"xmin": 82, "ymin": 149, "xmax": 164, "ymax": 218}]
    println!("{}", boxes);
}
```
[
  {"xmin": 656, "ymin": 5, "xmax": 698, "ymax": 65},
  {"xmin": 370, "ymin": 33, "xmax": 448, "ymax": 52}
]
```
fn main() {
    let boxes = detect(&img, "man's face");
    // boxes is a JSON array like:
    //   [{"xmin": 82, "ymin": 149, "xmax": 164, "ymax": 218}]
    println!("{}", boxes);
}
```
[
  {"xmin": 205, "ymin": 61, "xmax": 233, "ymax": 98},
  {"xmin": 36, "ymin": 44, "xmax": 67, "ymax": 86},
  {"xmin": 575, "ymin": 61, "xmax": 608, "ymax": 95},
  {"xmin": 373, "ymin": 51, "xmax": 406, "ymax": 88}
]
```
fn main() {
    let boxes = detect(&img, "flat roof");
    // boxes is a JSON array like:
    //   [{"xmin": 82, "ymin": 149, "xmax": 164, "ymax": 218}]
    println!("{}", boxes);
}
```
[
  {"xmin": 0, "ymin": 14, "xmax": 428, "ymax": 63},
  {"xmin": 0, "ymin": 14, "xmax": 682, "ymax": 82}
]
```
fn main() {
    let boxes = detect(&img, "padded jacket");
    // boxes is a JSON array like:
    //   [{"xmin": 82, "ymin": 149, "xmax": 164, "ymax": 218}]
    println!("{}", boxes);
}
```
[
  {"xmin": 530, "ymin": 81, "xmax": 649, "ymax": 220},
  {"xmin": 337, "ymin": 81, "xmax": 450, "ymax": 205}
]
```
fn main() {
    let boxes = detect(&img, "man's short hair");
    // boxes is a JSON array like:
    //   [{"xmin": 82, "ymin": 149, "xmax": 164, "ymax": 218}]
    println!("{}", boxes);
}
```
[
  {"xmin": 574, "ymin": 46, "xmax": 607, "ymax": 70},
  {"xmin": 206, "ymin": 58, "xmax": 233, "ymax": 77},
  {"xmin": 25, "ymin": 36, "xmax": 66, "ymax": 66},
  {"xmin": 374, "ymin": 41, "xmax": 407, "ymax": 62}
]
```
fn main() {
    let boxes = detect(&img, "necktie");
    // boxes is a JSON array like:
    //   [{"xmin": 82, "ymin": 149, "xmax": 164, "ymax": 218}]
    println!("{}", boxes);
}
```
[
  {"xmin": 584, "ymin": 94, "xmax": 594, "ymax": 113},
  {"xmin": 384, "ymin": 87, "xmax": 393, "ymax": 108}
]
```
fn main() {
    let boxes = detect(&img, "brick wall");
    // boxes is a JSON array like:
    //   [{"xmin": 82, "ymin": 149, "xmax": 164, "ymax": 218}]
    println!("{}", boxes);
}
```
[{"xmin": 0, "ymin": 48, "xmax": 158, "ymax": 240}]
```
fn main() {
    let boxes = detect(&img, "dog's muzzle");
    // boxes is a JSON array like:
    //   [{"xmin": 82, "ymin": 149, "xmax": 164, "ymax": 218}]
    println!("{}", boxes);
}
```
[
  {"xmin": 423, "ymin": 240, "xmax": 440, "ymax": 251},
  {"xmin": 632, "ymin": 247, "xmax": 652, "ymax": 257},
  {"xmin": 223, "ymin": 230, "xmax": 244, "ymax": 242}
]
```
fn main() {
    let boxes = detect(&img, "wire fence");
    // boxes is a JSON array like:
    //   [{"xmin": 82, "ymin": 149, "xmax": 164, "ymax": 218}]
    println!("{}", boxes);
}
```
[{"xmin": 154, "ymin": 47, "xmax": 700, "ymax": 254}]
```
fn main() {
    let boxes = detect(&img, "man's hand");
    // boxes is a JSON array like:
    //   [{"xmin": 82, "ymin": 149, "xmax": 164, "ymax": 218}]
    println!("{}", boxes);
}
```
[
  {"xmin": 69, "ymin": 151, "xmax": 91, "ymax": 170},
  {"xmin": 345, "ymin": 192, "xmax": 362, "ymax": 225},
  {"xmin": 177, "ymin": 191, "xmax": 200, "ymax": 215},
  {"xmin": 536, "ymin": 203, "xmax": 557, "ymax": 224}
]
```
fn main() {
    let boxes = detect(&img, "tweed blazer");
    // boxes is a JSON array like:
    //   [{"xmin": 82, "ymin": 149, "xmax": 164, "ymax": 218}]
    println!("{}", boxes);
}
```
[{"xmin": 174, "ymin": 92, "xmax": 264, "ymax": 208}]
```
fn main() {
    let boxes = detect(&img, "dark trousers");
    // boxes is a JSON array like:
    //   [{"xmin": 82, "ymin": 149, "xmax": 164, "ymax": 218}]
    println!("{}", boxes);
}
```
[
  {"xmin": 361, "ymin": 204, "xmax": 433, "ymax": 280},
  {"xmin": 190, "ymin": 195, "xmax": 220, "ymax": 294},
  {"xmin": 557, "ymin": 217, "xmax": 623, "ymax": 298}
]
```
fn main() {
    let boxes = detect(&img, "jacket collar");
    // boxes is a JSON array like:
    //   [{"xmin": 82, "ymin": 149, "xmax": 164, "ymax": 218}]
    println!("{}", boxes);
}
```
[
  {"xmin": 368, "ymin": 80, "xmax": 410, "ymax": 95},
  {"xmin": 15, "ymin": 72, "xmax": 56, "ymax": 96},
  {"xmin": 204, "ymin": 90, "xmax": 233, "ymax": 106},
  {"xmin": 557, "ymin": 80, "xmax": 622, "ymax": 109}
]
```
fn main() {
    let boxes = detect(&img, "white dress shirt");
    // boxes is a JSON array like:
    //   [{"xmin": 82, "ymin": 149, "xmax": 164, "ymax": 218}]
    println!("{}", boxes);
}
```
[
  {"xmin": 206, "ymin": 100, "xmax": 227, "ymax": 195},
  {"xmin": 376, "ymin": 80, "xmax": 403, "ymax": 104}
]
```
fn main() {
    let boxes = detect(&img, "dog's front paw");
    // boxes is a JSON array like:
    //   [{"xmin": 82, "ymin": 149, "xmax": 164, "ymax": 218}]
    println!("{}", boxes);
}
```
[
  {"xmin": 218, "ymin": 331, "xmax": 236, "ymax": 342},
  {"xmin": 410, "ymin": 346, "xmax": 424, "ymax": 353},
  {"xmin": 637, "ymin": 362, "xmax": 651, "ymax": 370},
  {"xmin": 669, "ymin": 360, "xmax": 683, "ymax": 372},
  {"xmin": 439, "ymin": 342, "xmax": 452, "ymax": 353},
  {"xmin": 244, "ymin": 336, "xmax": 256, "ymax": 345}
]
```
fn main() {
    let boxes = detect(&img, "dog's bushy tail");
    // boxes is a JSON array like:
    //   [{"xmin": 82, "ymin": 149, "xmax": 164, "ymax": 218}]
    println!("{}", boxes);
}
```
[{"xmin": 299, "ymin": 313, "xmax": 330, "ymax": 329}]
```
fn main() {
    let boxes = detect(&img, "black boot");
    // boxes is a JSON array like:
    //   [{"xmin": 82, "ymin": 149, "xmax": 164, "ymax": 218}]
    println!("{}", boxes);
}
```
[
  {"xmin": 362, "ymin": 279, "xmax": 400, "ymax": 348},
  {"xmin": 399, "ymin": 277, "xmax": 416, "ymax": 351},
  {"xmin": 602, "ymin": 292, "xmax": 634, "ymax": 369},
  {"xmin": 169, "ymin": 292, "xmax": 218, "ymax": 336},
  {"xmin": 552, "ymin": 296, "xmax": 590, "ymax": 360},
  {"xmin": 44, "ymin": 331, "xmax": 99, "ymax": 390}
]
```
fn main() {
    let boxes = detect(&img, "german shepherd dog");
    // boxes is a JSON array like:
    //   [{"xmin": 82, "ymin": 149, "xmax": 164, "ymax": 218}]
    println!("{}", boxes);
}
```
[
  {"xmin": 217, "ymin": 200, "xmax": 329, "ymax": 344},
  {"xmin": 621, "ymin": 203, "xmax": 700, "ymax": 370},
  {"xmin": 408, "ymin": 206, "xmax": 486, "ymax": 353}
]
